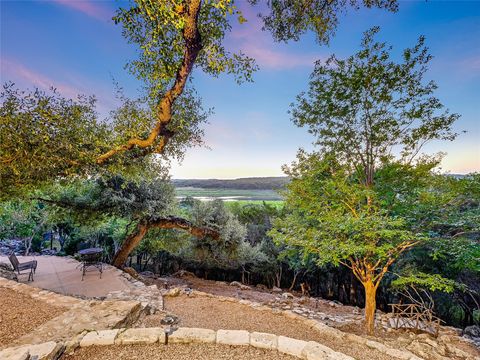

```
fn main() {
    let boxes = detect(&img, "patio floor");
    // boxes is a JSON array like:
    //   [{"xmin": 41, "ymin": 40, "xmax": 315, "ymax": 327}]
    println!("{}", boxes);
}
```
[{"xmin": 0, "ymin": 255, "xmax": 132, "ymax": 297}]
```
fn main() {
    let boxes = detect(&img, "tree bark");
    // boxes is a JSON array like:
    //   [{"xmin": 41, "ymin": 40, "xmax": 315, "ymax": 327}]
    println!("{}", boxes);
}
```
[
  {"xmin": 111, "ymin": 216, "xmax": 219, "ymax": 268},
  {"xmin": 97, "ymin": 0, "xmax": 203, "ymax": 163},
  {"xmin": 363, "ymin": 280, "xmax": 377, "ymax": 335}
]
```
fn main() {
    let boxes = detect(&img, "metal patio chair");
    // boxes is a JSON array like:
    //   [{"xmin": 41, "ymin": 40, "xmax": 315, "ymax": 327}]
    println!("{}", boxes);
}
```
[{"xmin": 8, "ymin": 252, "xmax": 37, "ymax": 282}]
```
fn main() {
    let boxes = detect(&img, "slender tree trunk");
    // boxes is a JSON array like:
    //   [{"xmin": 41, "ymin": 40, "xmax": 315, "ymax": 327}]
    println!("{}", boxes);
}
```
[
  {"xmin": 289, "ymin": 270, "xmax": 300, "ymax": 291},
  {"xmin": 363, "ymin": 280, "xmax": 377, "ymax": 335}
]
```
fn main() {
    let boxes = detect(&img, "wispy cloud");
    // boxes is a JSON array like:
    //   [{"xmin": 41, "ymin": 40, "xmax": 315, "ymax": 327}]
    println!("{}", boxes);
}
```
[
  {"xmin": 241, "ymin": 45, "xmax": 317, "ymax": 69},
  {"xmin": 1, "ymin": 58, "xmax": 118, "ymax": 116},
  {"xmin": 51, "ymin": 0, "xmax": 113, "ymax": 22},
  {"xmin": 2, "ymin": 58, "xmax": 83, "ymax": 99}
]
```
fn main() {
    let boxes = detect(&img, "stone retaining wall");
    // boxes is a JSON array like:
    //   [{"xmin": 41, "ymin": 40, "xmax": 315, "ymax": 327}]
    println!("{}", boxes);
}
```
[
  {"xmin": 0, "ymin": 278, "xmax": 144, "ymax": 349},
  {"xmin": 163, "ymin": 289, "xmax": 424, "ymax": 360},
  {"xmin": 0, "ymin": 327, "xmax": 358, "ymax": 360}
]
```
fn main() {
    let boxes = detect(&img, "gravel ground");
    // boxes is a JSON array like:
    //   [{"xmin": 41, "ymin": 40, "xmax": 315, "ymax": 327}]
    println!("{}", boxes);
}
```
[
  {"xmin": 63, "ymin": 343, "xmax": 298, "ymax": 360},
  {"xmin": 0, "ymin": 287, "xmax": 67, "ymax": 347},
  {"xmin": 140, "ymin": 295, "xmax": 397, "ymax": 360}
]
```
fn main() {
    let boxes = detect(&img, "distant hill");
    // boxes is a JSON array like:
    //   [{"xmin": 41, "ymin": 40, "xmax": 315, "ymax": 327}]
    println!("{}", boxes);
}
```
[{"xmin": 173, "ymin": 177, "xmax": 289, "ymax": 190}]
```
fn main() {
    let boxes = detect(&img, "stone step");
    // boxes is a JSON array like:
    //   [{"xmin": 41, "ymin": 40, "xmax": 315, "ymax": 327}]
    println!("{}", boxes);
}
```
[{"xmin": 11, "ymin": 300, "xmax": 143, "ymax": 347}]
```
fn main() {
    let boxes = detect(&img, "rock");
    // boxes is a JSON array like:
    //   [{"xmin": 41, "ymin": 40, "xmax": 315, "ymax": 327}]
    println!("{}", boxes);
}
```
[
  {"xmin": 281, "ymin": 292, "xmax": 294, "ymax": 299},
  {"xmin": 0, "ymin": 262, "xmax": 17, "ymax": 281},
  {"xmin": 170, "ymin": 327, "xmax": 216, "ymax": 344},
  {"xmin": 302, "ymin": 341, "xmax": 355, "ymax": 360},
  {"xmin": 139, "ymin": 271, "xmax": 156, "ymax": 278},
  {"xmin": 256, "ymin": 284, "xmax": 268, "ymax": 290},
  {"xmin": 229, "ymin": 281, "xmax": 251, "ymax": 290},
  {"xmin": 80, "ymin": 329, "xmax": 119, "ymax": 347},
  {"xmin": 298, "ymin": 296, "xmax": 309, "ymax": 304},
  {"xmin": 463, "ymin": 325, "xmax": 480, "ymax": 338},
  {"xmin": 216, "ymin": 329, "xmax": 250, "ymax": 346},
  {"xmin": 0, "ymin": 342, "xmax": 63, "ymax": 360},
  {"xmin": 160, "ymin": 314, "xmax": 180, "ymax": 326},
  {"xmin": 271, "ymin": 286, "xmax": 282, "ymax": 293},
  {"xmin": 115, "ymin": 327, "xmax": 162, "ymax": 345},
  {"xmin": 33, "ymin": 342, "xmax": 64, "ymax": 360},
  {"xmin": 0, "ymin": 348, "xmax": 30, "ymax": 360},
  {"xmin": 164, "ymin": 287, "xmax": 181, "ymax": 297},
  {"xmin": 250, "ymin": 332, "xmax": 278, "ymax": 350},
  {"xmin": 173, "ymin": 270, "xmax": 196, "ymax": 278},
  {"xmin": 277, "ymin": 336, "xmax": 308, "ymax": 357}
]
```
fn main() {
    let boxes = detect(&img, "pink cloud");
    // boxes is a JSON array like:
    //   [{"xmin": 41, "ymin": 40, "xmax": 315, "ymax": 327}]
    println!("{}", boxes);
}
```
[
  {"xmin": 242, "ymin": 44, "xmax": 317, "ymax": 69},
  {"xmin": 2, "ymin": 58, "xmax": 83, "ymax": 99},
  {"xmin": 1, "ymin": 58, "xmax": 122, "ymax": 118},
  {"xmin": 51, "ymin": 0, "xmax": 113, "ymax": 22}
]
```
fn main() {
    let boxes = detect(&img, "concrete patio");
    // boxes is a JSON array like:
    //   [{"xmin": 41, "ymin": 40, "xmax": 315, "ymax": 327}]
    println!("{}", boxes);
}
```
[{"xmin": 0, "ymin": 255, "xmax": 132, "ymax": 298}]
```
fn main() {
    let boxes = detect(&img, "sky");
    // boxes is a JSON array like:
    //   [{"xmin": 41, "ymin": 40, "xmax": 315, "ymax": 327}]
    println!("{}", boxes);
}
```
[{"xmin": 1, "ymin": 0, "xmax": 479, "ymax": 179}]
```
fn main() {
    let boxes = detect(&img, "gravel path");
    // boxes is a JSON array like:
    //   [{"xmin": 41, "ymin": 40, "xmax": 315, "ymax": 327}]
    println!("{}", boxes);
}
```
[
  {"xmin": 0, "ymin": 287, "xmax": 67, "ymax": 347},
  {"xmin": 63, "ymin": 343, "xmax": 297, "ymax": 360},
  {"xmin": 140, "ymin": 295, "xmax": 397, "ymax": 360}
]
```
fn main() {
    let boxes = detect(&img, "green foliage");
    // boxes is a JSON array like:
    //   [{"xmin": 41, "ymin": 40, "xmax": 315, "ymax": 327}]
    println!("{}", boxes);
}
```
[
  {"xmin": 253, "ymin": 0, "xmax": 398, "ymax": 44},
  {"xmin": 178, "ymin": 198, "xmax": 263, "ymax": 270},
  {"xmin": 109, "ymin": 87, "xmax": 210, "ymax": 162},
  {"xmin": 291, "ymin": 27, "xmax": 459, "ymax": 184},
  {"xmin": 271, "ymin": 155, "xmax": 423, "ymax": 270},
  {"xmin": 391, "ymin": 272, "xmax": 461, "ymax": 293},
  {"xmin": 114, "ymin": 0, "xmax": 257, "ymax": 99},
  {"xmin": 0, "ymin": 84, "xmax": 110, "ymax": 197},
  {"xmin": 0, "ymin": 200, "xmax": 45, "ymax": 240},
  {"xmin": 0, "ymin": 84, "xmax": 176, "ymax": 198}
]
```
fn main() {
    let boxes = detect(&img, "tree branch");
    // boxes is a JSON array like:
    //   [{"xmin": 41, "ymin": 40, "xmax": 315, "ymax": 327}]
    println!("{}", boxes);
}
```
[{"xmin": 97, "ymin": 0, "xmax": 203, "ymax": 164}]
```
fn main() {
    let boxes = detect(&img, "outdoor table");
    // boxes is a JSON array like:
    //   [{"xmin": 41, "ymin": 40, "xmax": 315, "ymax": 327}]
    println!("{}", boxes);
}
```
[
  {"xmin": 78, "ymin": 247, "xmax": 103, "ymax": 256},
  {"xmin": 78, "ymin": 247, "xmax": 103, "ymax": 280}
]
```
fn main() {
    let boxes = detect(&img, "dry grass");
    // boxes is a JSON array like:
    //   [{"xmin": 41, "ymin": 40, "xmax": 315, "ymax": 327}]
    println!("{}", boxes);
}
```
[
  {"xmin": 0, "ymin": 287, "xmax": 66, "ymax": 347},
  {"xmin": 63, "ymin": 343, "xmax": 297, "ymax": 360},
  {"xmin": 140, "ymin": 295, "xmax": 397, "ymax": 360}
]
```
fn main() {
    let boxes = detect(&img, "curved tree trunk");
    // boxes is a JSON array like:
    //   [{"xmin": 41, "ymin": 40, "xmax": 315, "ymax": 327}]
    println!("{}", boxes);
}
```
[
  {"xmin": 111, "ymin": 216, "xmax": 219, "ymax": 268},
  {"xmin": 97, "ymin": 0, "xmax": 203, "ymax": 163}
]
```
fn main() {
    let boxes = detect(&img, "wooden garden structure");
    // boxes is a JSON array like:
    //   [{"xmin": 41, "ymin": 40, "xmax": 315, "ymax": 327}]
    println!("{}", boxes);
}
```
[{"xmin": 389, "ymin": 303, "xmax": 443, "ymax": 337}]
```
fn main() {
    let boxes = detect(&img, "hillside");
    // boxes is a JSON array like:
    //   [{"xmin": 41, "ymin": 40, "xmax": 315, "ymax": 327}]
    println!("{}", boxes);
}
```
[{"xmin": 172, "ymin": 177, "xmax": 289, "ymax": 190}]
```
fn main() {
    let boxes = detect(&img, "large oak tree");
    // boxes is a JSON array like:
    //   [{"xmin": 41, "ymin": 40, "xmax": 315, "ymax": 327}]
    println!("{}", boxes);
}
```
[{"xmin": 1, "ymin": 1, "xmax": 399, "ymax": 266}]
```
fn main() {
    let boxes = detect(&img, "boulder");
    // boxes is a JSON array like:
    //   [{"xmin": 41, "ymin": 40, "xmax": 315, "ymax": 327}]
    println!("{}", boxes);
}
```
[
  {"xmin": 0, "ymin": 262, "xmax": 17, "ymax": 281},
  {"xmin": 229, "ymin": 281, "xmax": 251, "ymax": 290},
  {"xmin": 271, "ymin": 286, "xmax": 282, "ymax": 293},
  {"xmin": 463, "ymin": 325, "xmax": 480, "ymax": 338},
  {"xmin": 164, "ymin": 287, "xmax": 181, "ymax": 297},
  {"xmin": 281, "ymin": 292, "xmax": 295, "ymax": 299},
  {"xmin": 256, "ymin": 284, "xmax": 268, "ymax": 290}
]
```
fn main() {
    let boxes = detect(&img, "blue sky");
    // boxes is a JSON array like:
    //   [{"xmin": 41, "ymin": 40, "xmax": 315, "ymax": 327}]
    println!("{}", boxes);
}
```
[{"xmin": 1, "ymin": 0, "xmax": 479, "ymax": 178}]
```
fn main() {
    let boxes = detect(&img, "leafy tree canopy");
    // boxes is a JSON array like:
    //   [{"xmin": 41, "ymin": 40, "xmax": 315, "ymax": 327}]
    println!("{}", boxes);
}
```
[
  {"xmin": 255, "ymin": 0, "xmax": 398, "ymax": 44},
  {"xmin": 291, "ymin": 27, "xmax": 460, "ymax": 185}
]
